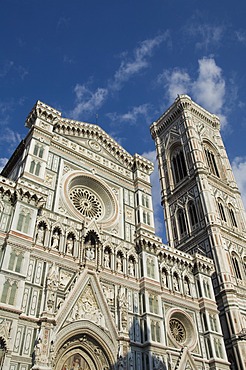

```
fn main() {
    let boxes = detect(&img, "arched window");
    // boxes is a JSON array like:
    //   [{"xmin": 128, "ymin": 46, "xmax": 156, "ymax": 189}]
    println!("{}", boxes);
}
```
[
  {"xmin": 228, "ymin": 206, "xmax": 237, "ymax": 228},
  {"xmin": 177, "ymin": 209, "xmax": 187, "ymax": 237},
  {"xmin": 217, "ymin": 201, "xmax": 227, "ymax": 222},
  {"xmin": 231, "ymin": 253, "xmax": 242, "ymax": 280},
  {"xmin": 1, "ymin": 280, "xmax": 18, "ymax": 305},
  {"xmin": 33, "ymin": 143, "xmax": 44, "ymax": 158},
  {"xmin": 171, "ymin": 148, "xmax": 187, "ymax": 184},
  {"xmin": 17, "ymin": 207, "xmax": 31, "ymax": 234},
  {"xmin": 8, "ymin": 249, "xmax": 23, "ymax": 273},
  {"xmin": 188, "ymin": 201, "xmax": 198, "ymax": 227},
  {"xmin": 29, "ymin": 160, "xmax": 41, "ymax": 176},
  {"xmin": 205, "ymin": 148, "xmax": 220, "ymax": 177}
]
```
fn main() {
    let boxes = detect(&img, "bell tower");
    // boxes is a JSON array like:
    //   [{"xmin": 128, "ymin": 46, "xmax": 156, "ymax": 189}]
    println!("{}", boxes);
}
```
[{"xmin": 151, "ymin": 95, "xmax": 246, "ymax": 369}]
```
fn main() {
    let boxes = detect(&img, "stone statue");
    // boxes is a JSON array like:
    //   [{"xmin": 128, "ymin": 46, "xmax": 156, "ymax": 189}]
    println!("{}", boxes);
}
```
[
  {"xmin": 51, "ymin": 231, "xmax": 60, "ymax": 249},
  {"xmin": 36, "ymin": 225, "xmax": 45, "ymax": 245},
  {"xmin": 104, "ymin": 250, "xmax": 110, "ymax": 268},
  {"xmin": 66, "ymin": 237, "xmax": 74, "ymax": 255}
]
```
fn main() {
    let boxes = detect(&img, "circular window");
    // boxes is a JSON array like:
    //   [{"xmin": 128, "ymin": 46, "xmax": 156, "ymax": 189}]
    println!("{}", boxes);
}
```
[
  {"xmin": 166, "ymin": 309, "xmax": 197, "ymax": 350},
  {"xmin": 69, "ymin": 188, "xmax": 102, "ymax": 219},
  {"xmin": 62, "ymin": 171, "xmax": 118, "ymax": 225},
  {"xmin": 169, "ymin": 319, "xmax": 186, "ymax": 343}
]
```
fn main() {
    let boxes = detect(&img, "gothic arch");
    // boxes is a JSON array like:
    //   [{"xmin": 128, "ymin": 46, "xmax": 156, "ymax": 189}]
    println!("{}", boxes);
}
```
[{"xmin": 54, "ymin": 321, "xmax": 117, "ymax": 370}]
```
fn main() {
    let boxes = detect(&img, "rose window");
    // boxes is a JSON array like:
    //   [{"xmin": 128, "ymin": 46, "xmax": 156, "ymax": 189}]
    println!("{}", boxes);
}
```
[
  {"xmin": 69, "ymin": 188, "xmax": 102, "ymax": 219},
  {"xmin": 169, "ymin": 319, "xmax": 186, "ymax": 343}
]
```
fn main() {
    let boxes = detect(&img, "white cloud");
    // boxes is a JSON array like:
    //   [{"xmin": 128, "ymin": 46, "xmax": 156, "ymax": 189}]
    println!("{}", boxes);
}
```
[
  {"xmin": 192, "ymin": 58, "xmax": 225, "ymax": 114},
  {"xmin": 158, "ymin": 68, "xmax": 191, "ymax": 102},
  {"xmin": 160, "ymin": 57, "xmax": 227, "ymax": 127},
  {"xmin": 71, "ymin": 33, "xmax": 168, "ymax": 120},
  {"xmin": 141, "ymin": 150, "xmax": 166, "ymax": 240},
  {"xmin": 70, "ymin": 84, "xmax": 108, "ymax": 119},
  {"xmin": 110, "ymin": 33, "xmax": 169, "ymax": 91},
  {"xmin": 0, "ymin": 158, "xmax": 8, "ymax": 172},
  {"xmin": 107, "ymin": 103, "xmax": 151, "ymax": 125},
  {"xmin": 0, "ymin": 128, "xmax": 22, "ymax": 147},
  {"xmin": 231, "ymin": 157, "xmax": 246, "ymax": 209}
]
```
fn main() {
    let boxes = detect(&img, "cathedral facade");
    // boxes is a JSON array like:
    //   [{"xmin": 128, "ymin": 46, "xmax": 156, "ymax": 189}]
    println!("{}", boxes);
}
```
[{"xmin": 0, "ymin": 97, "xmax": 241, "ymax": 369}]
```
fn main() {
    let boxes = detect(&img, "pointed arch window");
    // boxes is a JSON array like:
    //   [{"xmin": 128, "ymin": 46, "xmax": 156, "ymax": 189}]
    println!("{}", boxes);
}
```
[
  {"xmin": 29, "ymin": 160, "xmax": 41, "ymax": 176},
  {"xmin": 231, "ymin": 253, "xmax": 242, "ymax": 280},
  {"xmin": 188, "ymin": 201, "xmax": 198, "ymax": 227},
  {"xmin": 33, "ymin": 143, "xmax": 44, "ymax": 158},
  {"xmin": 17, "ymin": 207, "xmax": 31, "ymax": 234},
  {"xmin": 177, "ymin": 209, "xmax": 187, "ymax": 237},
  {"xmin": 205, "ymin": 148, "xmax": 220, "ymax": 177},
  {"xmin": 171, "ymin": 148, "xmax": 187, "ymax": 185},
  {"xmin": 229, "ymin": 207, "xmax": 237, "ymax": 228},
  {"xmin": 217, "ymin": 201, "xmax": 227, "ymax": 222}
]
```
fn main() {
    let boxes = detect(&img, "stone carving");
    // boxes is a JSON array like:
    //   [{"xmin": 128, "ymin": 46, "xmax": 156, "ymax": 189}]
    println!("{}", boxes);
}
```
[
  {"xmin": 68, "ymin": 285, "xmax": 106, "ymax": 329},
  {"xmin": 46, "ymin": 263, "xmax": 59, "ymax": 312},
  {"xmin": 118, "ymin": 287, "xmax": 128, "ymax": 331},
  {"xmin": 116, "ymin": 254, "xmax": 123, "ymax": 272},
  {"xmin": 51, "ymin": 230, "xmax": 60, "ymax": 249},
  {"xmin": 128, "ymin": 259, "xmax": 134, "ymax": 276},
  {"xmin": 66, "ymin": 236, "xmax": 74, "ymax": 256},
  {"xmin": 104, "ymin": 249, "xmax": 110, "ymax": 268},
  {"xmin": 36, "ymin": 225, "xmax": 45, "ymax": 245}
]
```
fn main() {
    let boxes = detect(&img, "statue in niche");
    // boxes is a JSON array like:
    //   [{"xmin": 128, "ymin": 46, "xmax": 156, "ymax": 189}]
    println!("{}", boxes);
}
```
[
  {"xmin": 66, "ymin": 236, "xmax": 74, "ymax": 255},
  {"xmin": 85, "ymin": 240, "xmax": 95, "ymax": 260},
  {"xmin": 104, "ymin": 249, "xmax": 110, "ymax": 268},
  {"xmin": 128, "ymin": 259, "xmax": 134, "ymax": 276},
  {"xmin": 51, "ymin": 231, "xmax": 60, "ymax": 249},
  {"xmin": 36, "ymin": 225, "xmax": 45, "ymax": 245},
  {"xmin": 184, "ymin": 278, "xmax": 190, "ymax": 295},
  {"xmin": 116, "ymin": 254, "xmax": 123, "ymax": 272},
  {"xmin": 161, "ymin": 270, "xmax": 168, "ymax": 287},
  {"xmin": 173, "ymin": 275, "xmax": 179, "ymax": 291}
]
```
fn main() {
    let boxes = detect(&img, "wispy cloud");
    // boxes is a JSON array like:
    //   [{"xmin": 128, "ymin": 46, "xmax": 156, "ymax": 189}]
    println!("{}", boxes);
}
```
[
  {"xmin": 235, "ymin": 30, "xmax": 246, "ymax": 45},
  {"xmin": 57, "ymin": 16, "xmax": 70, "ymax": 29},
  {"xmin": 70, "ymin": 33, "xmax": 169, "ymax": 120},
  {"xmin": 0, "ymin": 158, "xmax": 8, "ymax": 172},
  {"xmin": 189, "ymin": 24, "xmax": 224, "ymax": 51},
  {"xmin": 159, "ymin": 57, "xmax": 227, "ymax": 127},
  {"xmin": 0, "ymin": 127, "xmax": 22, "ymax": 146},
  {"xmin": 231, "ymin": 157, "xmax": 246, "ymax": 209},
  {"xmin": 63, "ymin": 55, "xmax": 75, "ymax": 64},
  {"xmin": 107, "ymin": 103, "xmax": 151, "ymax": 125},
  {"xmin": 70, "ymin": 83, "xmax": 108, "ymax": 119},
  {"xmin": 110, "ymin": 33, "xmax": 169, "ymax": 91},
  {"xmin": 0, "ymin": 60, "xmax": 28, "ymax": 80}
]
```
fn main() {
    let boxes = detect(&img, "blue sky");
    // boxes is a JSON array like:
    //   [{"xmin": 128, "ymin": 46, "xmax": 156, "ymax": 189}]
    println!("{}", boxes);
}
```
[{"xmin": 1, "ymin": 0, "xmax": 246, "ymax": 241}]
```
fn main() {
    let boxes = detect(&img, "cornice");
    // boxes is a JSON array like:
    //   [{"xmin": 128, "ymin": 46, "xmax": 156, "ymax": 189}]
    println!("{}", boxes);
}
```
[{"xmin": 150, "ymin": 95, "xmax": 220, "ymax": 139}]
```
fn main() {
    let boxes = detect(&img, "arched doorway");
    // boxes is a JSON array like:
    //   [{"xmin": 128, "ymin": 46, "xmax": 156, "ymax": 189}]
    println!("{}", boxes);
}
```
[{"xmin": 54, "ymin": 332, "xmax": 114, "ymax": 370}]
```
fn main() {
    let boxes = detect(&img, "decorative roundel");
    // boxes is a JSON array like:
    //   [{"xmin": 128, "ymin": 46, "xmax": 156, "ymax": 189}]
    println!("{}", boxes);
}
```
[
  {"xmin": 169, "ymin": 319, "xmax": 186, "ymax": 343},
  {"xmin": 167, "ymin": 308, "xmax": 197, "ymax": 350},
  {"xmin": 69, "ymin": 188, "xmax": 102, "ymax": 219},
  {"xmin": 62, "ymin": 171, "xmax": 118, "ymax": 225}
]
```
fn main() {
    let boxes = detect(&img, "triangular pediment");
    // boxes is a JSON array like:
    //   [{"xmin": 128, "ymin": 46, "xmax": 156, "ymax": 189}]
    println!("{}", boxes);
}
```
[
  {"xmin": 165, "ymin": 128, "xmax": 180, "ymax": 149},
  {"xmin": 53, "ymin": 120, "xmax": 134, "ymax": 169},
  {"xmin": 176, "ymin": 347, "xmax": 198, "ymax": 370},
  {"xmin": 55, "ymin": 270, "xmax": 117, "ymax": 340}
]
